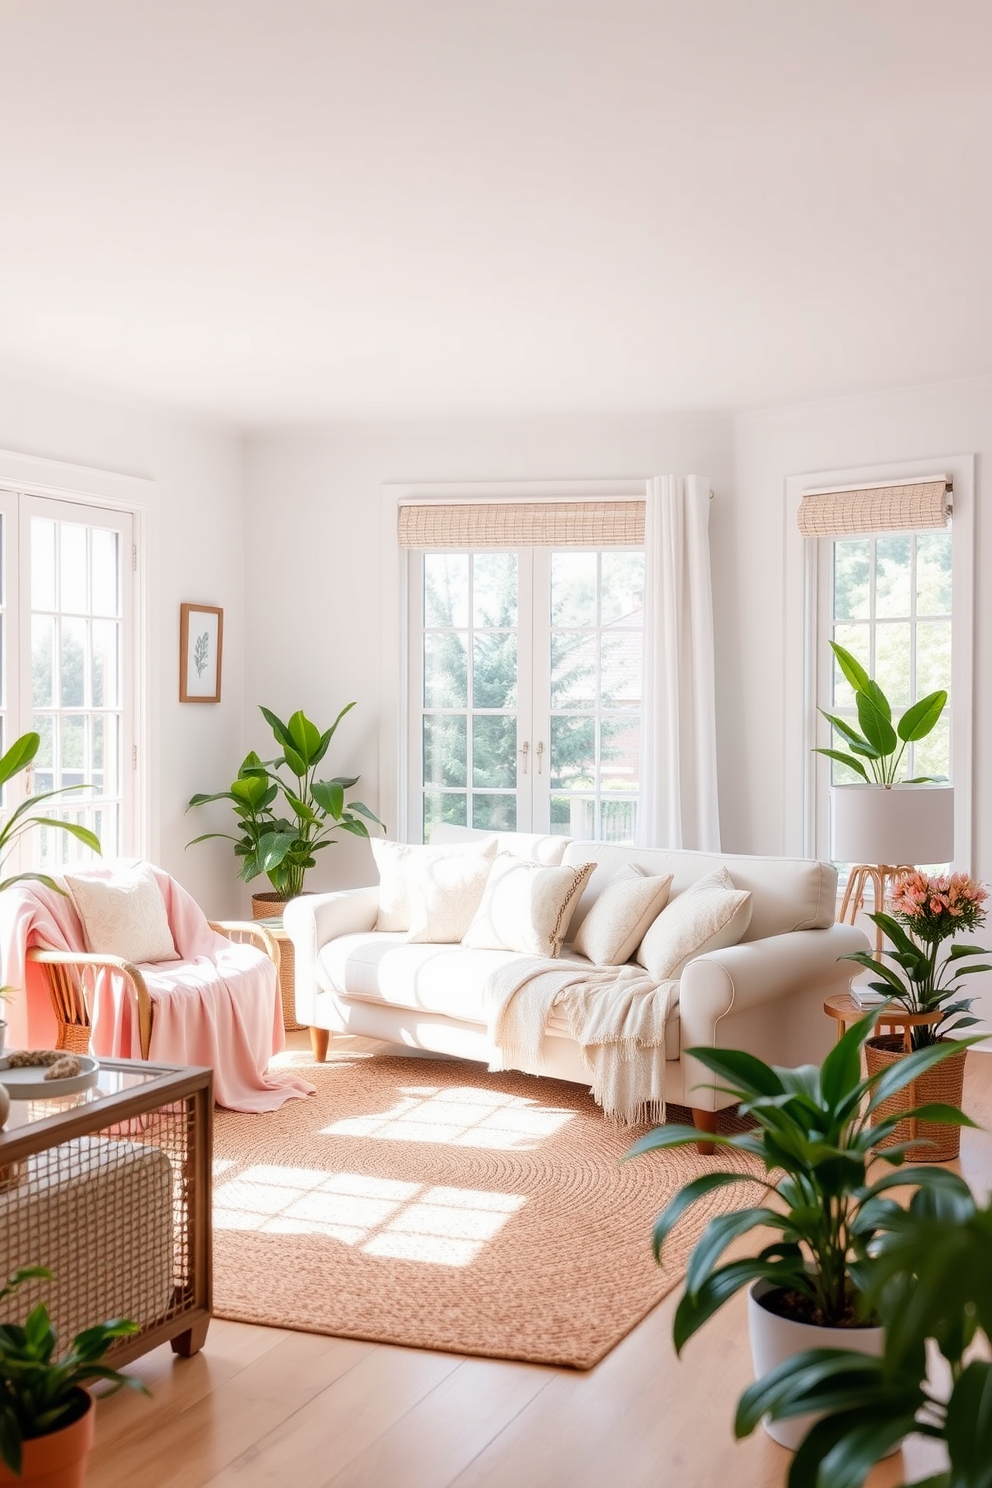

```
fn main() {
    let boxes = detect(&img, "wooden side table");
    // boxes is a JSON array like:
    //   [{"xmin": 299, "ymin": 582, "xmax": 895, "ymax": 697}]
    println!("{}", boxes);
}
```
[{"xmin": 823, "ymin": 993, "xmax": 942, "ymax": 1052}]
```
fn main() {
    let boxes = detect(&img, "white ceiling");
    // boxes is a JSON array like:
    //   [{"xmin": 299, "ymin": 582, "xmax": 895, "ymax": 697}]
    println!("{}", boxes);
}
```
[{"xmin": 1, "ymin": 0, "xmax": 991, "ymax": 427}]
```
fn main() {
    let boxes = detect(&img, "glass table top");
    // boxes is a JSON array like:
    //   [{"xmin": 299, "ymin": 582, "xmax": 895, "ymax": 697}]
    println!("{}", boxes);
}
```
[{"xmin": 0, "ymin": 1060, "xmax": 165, "ymax": 1135}]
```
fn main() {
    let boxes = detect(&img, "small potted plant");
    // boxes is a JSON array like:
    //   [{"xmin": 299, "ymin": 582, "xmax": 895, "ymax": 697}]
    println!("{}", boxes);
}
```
[
  {"xmin": 734, "ymin": 1180, "xmax": 992, "ymax": 1486},
  {"xmin": 188, "ymin": 702, "xmax": 384, "ymax": 912},
  {"xmin": 844, "ymin": 869, "xmax": 990, "ymax": 1159},
  {"xmin": 626, "ymin": 1016, "xmax": 976, "ymax": 1450},
  {"xmin": 0, "ymin": 1265, "xmax": 145, "ymax": 1485}
]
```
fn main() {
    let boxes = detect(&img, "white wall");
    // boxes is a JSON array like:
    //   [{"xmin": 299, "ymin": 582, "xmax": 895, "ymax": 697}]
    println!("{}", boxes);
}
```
[
  {"xmin": 244, "ymin": 411, "xmax": 735, "ymax": 892},
  {"xmin": 0, "ymin": 372, "xmax": 246, "ymax": 915},
  {"xmin": 731, "ymin": 376, "xmax": 992, "ymax": 1030}
]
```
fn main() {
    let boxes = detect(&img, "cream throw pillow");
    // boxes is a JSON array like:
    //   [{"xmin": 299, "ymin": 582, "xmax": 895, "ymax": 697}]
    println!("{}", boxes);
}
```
[
  {"xmin": 64, "ymin": 864, "xmax": 179, "ymax": 964},
  {"xmin": 571, "ymin": 864, "xmax": 674, "ymax": 966},
  {"xmin": 635, "ymin": 867, "xmax": 752, "ymax": 981},
  {"xmin": 406, "ymin": 852, "xmax": 496, "ymax": 944},
  {"xmin": 371, "ymin": 837, "xmax": 497, "ymax": 932},
  {"xmin": 461, "ymin": 854, "xmax": 595, "ymax": 957}
]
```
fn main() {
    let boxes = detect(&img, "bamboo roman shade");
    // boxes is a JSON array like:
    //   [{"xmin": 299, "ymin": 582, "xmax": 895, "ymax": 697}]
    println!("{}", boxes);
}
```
[
  {"xmin": 796, "ymin": 478, "xmax": 951, "ymax": 538},
  {"xmin": 397, "ymin": 500, "xmax": 645, "ymax": 549}
]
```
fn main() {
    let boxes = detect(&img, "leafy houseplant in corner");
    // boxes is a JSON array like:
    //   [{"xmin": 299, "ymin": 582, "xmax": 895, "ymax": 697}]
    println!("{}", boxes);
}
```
[
  {"xmin": 815, "ymin": 640, "xmax": 953, "ymax": 916},
  {"xmin": 187, "ymin": 703, "xmax": 384, "ymax": 912},
  {"xmin": 734, "ymin": 1181, "xmax": 992, "ymax": 1487},
  {"xmin": 0, "ymin": 731, "xmax": 102, "ymax": 1054},
  {"xmin": 0, "ymin": 1266, "xmax": 145, "ymax": 1486},
  {"xmin": 844, "ymin": 869, "xmax": 990, "ymax": 1161},
  {"xmin": 626, "ymin": 1016, "xmax": 977, "ymax": 1450}
]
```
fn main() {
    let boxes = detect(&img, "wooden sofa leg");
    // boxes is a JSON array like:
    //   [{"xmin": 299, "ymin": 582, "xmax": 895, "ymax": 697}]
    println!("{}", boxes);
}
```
[
  {"xmin": 692, "ymin": 1108, "xmax": 719, "ymax": 1156},
  {"xmin": 310, "ymin": 1026, "xmax": 330, "ymax": 1063}
]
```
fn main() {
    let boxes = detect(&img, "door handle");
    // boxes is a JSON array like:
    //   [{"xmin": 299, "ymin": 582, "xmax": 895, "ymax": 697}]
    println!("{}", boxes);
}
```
[
  {"xmin": 536, "ymin": 741, "xmax": 544, "ymax": 775},
  {"xmin": 519, "ymin": 740, "xmax": 529, "ymax": 776}
]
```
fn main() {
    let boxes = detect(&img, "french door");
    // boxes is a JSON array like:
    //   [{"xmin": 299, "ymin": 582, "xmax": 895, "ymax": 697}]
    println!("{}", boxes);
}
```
[
  {"xmin": 407, "ymin": 546, "xmax": 644, "ymax": 843},
  {"xmin": 0, "ymin": 489, "xmax": 135, "ymax": 871}
]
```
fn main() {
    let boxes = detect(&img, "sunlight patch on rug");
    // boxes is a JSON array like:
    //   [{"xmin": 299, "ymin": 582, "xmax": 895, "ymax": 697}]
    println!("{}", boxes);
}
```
[{"xmin": 212, "ymin": 1053, "xmax": 764, "ymax": 1368}]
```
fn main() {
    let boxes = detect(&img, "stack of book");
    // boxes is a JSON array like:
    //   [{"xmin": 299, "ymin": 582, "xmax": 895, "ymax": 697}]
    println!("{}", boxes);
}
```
[{"xmin": 850, "ymin": 985, "xmax": 888, "ymax": 1009}]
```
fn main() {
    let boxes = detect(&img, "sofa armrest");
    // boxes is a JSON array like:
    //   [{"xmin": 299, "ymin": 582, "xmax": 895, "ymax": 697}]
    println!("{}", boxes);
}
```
[
  {"xmin": 678, "ymin": 922, "xmax": 870, "ymax": 1048},
  {"xmin": 283, "ymin": 887, "xmax": 380, "ymax": 1023}
]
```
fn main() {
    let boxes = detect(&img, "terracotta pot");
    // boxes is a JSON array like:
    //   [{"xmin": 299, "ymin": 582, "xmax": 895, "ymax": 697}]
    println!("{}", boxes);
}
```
[
  {"xmin": 864, "ymin": 1036, "xmax": 968, "ymax": 1162},
  {"xmin": 0, "ymin": 1390, "xmax": 95, "ymax": 1487},
  {"xmin": 748, "ymin": 1282, "xmax": 885, "ymax": 1451}
]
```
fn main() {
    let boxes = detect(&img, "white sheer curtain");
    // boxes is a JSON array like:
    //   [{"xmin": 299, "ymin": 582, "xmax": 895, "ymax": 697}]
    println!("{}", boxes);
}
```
[{"xmin": 638, "ymin": 474, "xmax": 721, "ymax": 851}]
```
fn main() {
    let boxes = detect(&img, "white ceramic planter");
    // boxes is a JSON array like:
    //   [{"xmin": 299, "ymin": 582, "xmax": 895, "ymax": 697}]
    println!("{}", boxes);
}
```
[
  {"xmin": 748, "ymin": 1279, "xmax": 885, "ymax": 1450},
  {"xmin": 830, "ymin": 782, "xmax": 954, "ymax": 866}
]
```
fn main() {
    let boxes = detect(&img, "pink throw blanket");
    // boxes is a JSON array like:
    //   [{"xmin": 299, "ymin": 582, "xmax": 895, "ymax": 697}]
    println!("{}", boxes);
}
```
[{"xmin": 0, "ymin": 867, "xmax": 314, "ymax": 1113}]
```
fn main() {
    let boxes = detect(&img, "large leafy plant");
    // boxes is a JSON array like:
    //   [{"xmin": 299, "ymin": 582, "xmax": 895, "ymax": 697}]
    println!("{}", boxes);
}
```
[
  {"xmin": 188, "ymin": 703, "xmax": 383, "ymax": 899},
  {"xmin": 735, "ymin": 1182, "xmax": 992, "ymax": 1488},
  {"xmin": 1, "ymin": 731, "xmax": 101, "ymax": 1006},
  {"xmin": 815, "ymin": 640, "xmax": 947, "ymax": 786},
  {"xmin": 0, "ymin": 732, "xmax": 101, "ymax": 895},
  {"xmin": 844, "ymin": 870, "xmax": 990, "ymax": 1050},
  {"xmin": 0, "ymin": 1266, "xmax": 145, "ymax": 1475},
  {"xmin": 626, "ymin": 1015, "xmax": 976, "ymax": 1346}
]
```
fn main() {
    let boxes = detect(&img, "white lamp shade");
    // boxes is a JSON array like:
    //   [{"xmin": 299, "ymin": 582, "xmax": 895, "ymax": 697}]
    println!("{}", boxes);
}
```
[{"xmin": 831, "ymin": 783, "xmax": 954, "ymax": 865}]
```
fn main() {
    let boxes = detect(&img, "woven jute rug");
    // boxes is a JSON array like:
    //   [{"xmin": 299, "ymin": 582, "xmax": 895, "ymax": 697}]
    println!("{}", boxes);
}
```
[{"xmin": 211, "ymin": 1050, "xmax": 763, "ymax": 1369}]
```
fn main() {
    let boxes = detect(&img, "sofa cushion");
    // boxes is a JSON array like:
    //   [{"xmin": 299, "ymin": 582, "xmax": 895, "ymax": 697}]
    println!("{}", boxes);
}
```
[
  {"xmin": 371, "ymin": 836, "xmax": 497, "ymax": 932},
  {"xmin": 462, "ymin": 856, "xmax": 594, "ymax": 956},
  {"xmin": 571, "ymin": 864, "xmax": 673, "ymax": 965},
  {"xmin": 406, "ymin": 851, "xmax": 495, "ymax": 944},
  {"xmin": 316, "ymin": 933, "xmax": 681, "ymax": 1059},
  {"xmin": 635, "ymin": 868, "xmax": 752, "ymax": 980},
  {"xmin": 562, "ymin": 843, "xmax": 836, "ymax": 943}
]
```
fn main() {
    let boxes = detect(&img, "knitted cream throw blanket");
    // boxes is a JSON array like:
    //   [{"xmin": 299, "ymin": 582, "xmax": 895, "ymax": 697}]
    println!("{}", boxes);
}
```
[{"xmin": 484, "ymin": 958, "xmax": 679, "ymax": 1125}]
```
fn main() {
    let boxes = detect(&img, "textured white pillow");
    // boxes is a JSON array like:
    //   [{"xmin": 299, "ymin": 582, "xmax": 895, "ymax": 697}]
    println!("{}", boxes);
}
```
[
  {"xmin": 635, "ymin": 867, "xmax": 752, "ymax": 981},
  {"xmin": 64, "ymin": 864, "xmax": 179, "ymax": 964},
  {"xmin": 371, "ymin": 837, "xmax": 497, "ymax": 932},
  {"xmin": 461, "ymin": 854, "xmax": 595, "ymax": 957},
  {"xmin": 406, "ymin": 852, "xmax": 496, "ymax": 944},
  {"xmin": 571, "ymin": 864, "xmax": 674, "ymax": 966}
]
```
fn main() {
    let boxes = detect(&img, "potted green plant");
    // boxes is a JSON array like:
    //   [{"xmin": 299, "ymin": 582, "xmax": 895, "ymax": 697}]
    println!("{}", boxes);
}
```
[
  {"xmin": 187, "ymin": 703, "xmax": 384, "ymax": 911},
  {"xmin": 0, "ymin": 1265, "xmax": 145, "ymax": 1485},
  {"xmin": 626, "ymin": 1016, "xmax": 976, "ymax": 1450},
  {"xmin": 815, "ymin": 641, "xmax": 953, "ymax": 895},
  {"xmin": 734, "ymin": 1181, "xmax": 991, "ymax": 1487},
  {"xmin": 0, "ymin": 731, "xmax": 102, "ymax": 1054},
  {"xmin": 815, "ymin": 639, "xmax": 948, "ymax": 787},
  {"xmin": 842, "ymin": 869, "xmax": 990, "ymax": 1161}
]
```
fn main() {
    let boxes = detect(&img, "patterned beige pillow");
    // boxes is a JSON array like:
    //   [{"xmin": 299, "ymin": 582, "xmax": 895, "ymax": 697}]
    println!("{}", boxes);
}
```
[
  {"xmin": 64, "ymin": 864, "xmax": 179, "ymax": 964},
  {"xmin": 635, "ymin": 867, "xmax": 752, "ymax": 981},
  {"xmin": 571, "ymin": 864, "xmax": 674, "ymax": 965},
  {"xmin": 372, "ymin": 837, "xmax": 497, "ymax": 932},
  {"xmin": 406, "ymin": 852, "xmax": 496, "ymax": 944},
  {"xmin": 461, "ymin": 854, "xmax": 595, "ymax": 957}
]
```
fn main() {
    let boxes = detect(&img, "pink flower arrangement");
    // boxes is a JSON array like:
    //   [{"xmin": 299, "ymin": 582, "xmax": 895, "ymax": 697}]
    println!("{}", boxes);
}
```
[
  {"xmin": 889, "ymin": 871, "xmax": 988, "ymax": 946},
  {"xmin": 845, "ymin": 870, "xmax": 990, "ymax": 1048}
]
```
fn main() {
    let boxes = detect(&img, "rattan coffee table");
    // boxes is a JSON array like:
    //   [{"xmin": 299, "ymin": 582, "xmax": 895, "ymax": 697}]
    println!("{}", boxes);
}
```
[{"xmin": 0, "ymin": 1058, "xmax": 212, "ymax": 1363}]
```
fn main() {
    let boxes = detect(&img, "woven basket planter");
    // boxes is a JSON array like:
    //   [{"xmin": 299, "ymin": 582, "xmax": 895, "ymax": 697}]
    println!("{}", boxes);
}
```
[
  {"xmin": 251, "ymin": 893, "xmax": 304, "ymax": 1032},
  {"xmin": 864, "ymin": 1036, "xmax": 968, "ymax": 1163}
]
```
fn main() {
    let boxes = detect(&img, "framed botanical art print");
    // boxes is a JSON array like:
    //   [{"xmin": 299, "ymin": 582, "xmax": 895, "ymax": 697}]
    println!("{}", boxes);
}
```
[{"xmin": 180, "ymin": 603, "xmax": 223, "ymax": 703}]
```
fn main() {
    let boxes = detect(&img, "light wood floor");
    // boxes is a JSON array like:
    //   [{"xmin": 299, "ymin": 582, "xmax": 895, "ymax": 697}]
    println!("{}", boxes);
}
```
[{"xmin": 86, "ymin": 1038, "xmax": 992, "ymax": 1488}]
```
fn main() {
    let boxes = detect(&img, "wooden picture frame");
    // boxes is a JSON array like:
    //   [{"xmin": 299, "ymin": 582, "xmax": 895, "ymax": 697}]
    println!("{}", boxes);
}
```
[{"xmin": 180, "ymin": 603, "xmax": 223, "ymax": 703}]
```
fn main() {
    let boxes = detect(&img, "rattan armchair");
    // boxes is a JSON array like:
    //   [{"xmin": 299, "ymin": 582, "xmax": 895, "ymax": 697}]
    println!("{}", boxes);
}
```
[{"xmin": 27, "ymin": 920, "xmax": 280, "ymax": 1059}]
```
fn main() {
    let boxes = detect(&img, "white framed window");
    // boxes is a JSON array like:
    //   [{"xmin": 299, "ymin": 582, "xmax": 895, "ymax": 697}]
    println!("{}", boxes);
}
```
[
  {"xmin": 407, "ymin": 545, "xmax": 645, "ymax": 842},
  {"xmin": 784, "ymin": 458, "xmax": 974, "ymax": 870},
  {"xmin": 0, "ymin": 487, "xmax": 138, "ymax": 870}
]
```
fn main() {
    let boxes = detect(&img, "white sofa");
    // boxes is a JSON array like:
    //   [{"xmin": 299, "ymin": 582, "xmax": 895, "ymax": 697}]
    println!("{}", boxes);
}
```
[{"xmin": 284, "ymin": 827, "xmax": 868, "ymax": 1136}]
